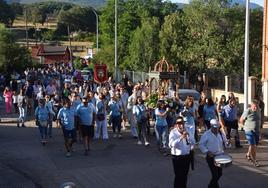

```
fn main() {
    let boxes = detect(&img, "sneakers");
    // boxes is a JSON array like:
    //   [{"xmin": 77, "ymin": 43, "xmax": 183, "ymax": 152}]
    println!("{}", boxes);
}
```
[
  {"xmin": 21, "ymin": 124, "xmax": 26, "ymax": 128},
  {"xmin": 41, "ymin": 140, "xmax": 47, "ymax": 146},
  {"xmin": 145, "ymin": 141, "xmax": 150, "ymax": 146},
  {"xmin": 137, "ymin": 141, "xmax": 142, "ymax": 145},
  {"xmin": 66, "ymin": 152, "xmax": 71, "ymax": 157}
]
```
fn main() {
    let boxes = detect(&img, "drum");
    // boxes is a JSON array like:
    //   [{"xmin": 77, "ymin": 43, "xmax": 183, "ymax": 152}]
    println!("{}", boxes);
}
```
[{"xmin": 214, "ymin": 154, "xmax": 232, "ymax": 168}]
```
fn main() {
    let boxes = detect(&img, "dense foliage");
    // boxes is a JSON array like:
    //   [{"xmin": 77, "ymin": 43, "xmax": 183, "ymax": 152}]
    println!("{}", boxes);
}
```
[
  {"xmin": 0, "ymin": 0, "xmax": 263, "ymax": 78},
  {"xmin": 0, "ymin": 24, "xmax": 32, "ymax": 73},
  {"xmin": 96, "ymin": 0, "xmax": 263, "ymax": 77}
]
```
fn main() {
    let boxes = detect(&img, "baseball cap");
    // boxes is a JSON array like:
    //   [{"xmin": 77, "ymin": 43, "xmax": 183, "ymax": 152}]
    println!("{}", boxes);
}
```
[{"xmin": 210, "ymin": 119, "xmax": 220, "ymax": 128}]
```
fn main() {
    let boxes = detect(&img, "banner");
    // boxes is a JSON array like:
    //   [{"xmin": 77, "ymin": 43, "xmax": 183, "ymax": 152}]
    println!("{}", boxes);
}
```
[{"xmin": 94, "ymin": 64, "xmax": 108, "ymax": 83}]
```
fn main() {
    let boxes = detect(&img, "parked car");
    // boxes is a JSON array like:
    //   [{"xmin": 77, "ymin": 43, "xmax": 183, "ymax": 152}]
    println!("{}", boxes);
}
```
[{"xmin": 178, "ymin": 89, "xmax": 200, "ymax": 108}]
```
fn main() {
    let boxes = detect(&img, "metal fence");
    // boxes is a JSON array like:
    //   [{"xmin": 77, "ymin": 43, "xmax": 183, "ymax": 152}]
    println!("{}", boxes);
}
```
[{"xmin": 122, "ymin": 70, "xmax": 150, "ymax": 83}]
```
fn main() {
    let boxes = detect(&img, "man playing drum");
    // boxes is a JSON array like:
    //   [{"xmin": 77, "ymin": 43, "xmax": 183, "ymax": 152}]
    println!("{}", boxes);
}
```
[{"xmin": 199, "ymin": 119, "xmax": 230, "ymax": 188}]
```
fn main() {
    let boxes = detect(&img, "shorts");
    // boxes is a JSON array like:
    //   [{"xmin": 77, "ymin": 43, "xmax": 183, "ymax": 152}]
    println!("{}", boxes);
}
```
[
  {"xmin": 62, "ymin": 128, "xmax": 77, "ymax": 141},
  {"xmin": 245, "ymin": 131, "xmax": 259, "ymax": 145},
  {"xmin": 81, "ymin": 125, "xmax": 94, "ymax": 138}
]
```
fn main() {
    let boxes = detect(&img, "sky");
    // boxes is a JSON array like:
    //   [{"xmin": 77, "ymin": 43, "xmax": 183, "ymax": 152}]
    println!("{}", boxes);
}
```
[{"xmin": 170, "ymin": 0, "xmax": 264, "ymax": 7}]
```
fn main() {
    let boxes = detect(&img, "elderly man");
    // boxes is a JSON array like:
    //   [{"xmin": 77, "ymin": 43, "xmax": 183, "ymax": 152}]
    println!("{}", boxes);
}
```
[
  {"xmin": 199, "ymin": 119, "xmax": 229, "ymax": 188},
  {"xmin": 169, "ymin": 116, "xmax": 195, "ymax": 188}
]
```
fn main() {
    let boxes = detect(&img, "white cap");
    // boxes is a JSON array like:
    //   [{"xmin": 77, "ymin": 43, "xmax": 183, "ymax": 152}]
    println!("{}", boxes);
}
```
[{"xmin": 210, "ymin": 119, "xmax": 220, "ymax": 128}]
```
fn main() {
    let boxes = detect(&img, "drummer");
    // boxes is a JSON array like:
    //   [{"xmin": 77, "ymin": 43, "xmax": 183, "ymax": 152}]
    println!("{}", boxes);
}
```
[{"xmin": 199, "ymin": 119, "xmax": 229, "ymax": 188}]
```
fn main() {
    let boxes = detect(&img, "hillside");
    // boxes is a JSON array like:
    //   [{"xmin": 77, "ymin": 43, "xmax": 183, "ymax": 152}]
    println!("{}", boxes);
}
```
[
  {"xmin": 231, "ymin": 0, "xmax": 262, "ymax": 9},
  {"xmin": 5, "ymin": 0, "xmax": 262, "ymax": 9},
  {"xmin": 176, "ymin": 0, "xmax": 262, "ymax": 9},
  {"xmin": 5, "ymin": 0, "xmax": 107, "ymax": 8}
]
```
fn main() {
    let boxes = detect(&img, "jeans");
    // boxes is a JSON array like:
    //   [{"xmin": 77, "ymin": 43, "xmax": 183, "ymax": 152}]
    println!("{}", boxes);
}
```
[
  {"xmin": 95, "ymin": 117, "xmax": 109, "ymax": 139},
  {"xmin": 127, "ymin": 110, "xmax": 138, "ymax": 137},
  {"xmin": 155, "ymin": 126, "xmax": 168, "ymax": 148},
  {"xmin": 18, "ymin": 106, "xmax": 25, "ymax": 124},
  {"xmin": 224, "ymin": 120, "xmax": 241, "ymax": 147},
  {"xmin": 38, "ymin": 123, "xmax": 48, "ymax": 140},
  {"xmin": 137, "ymin": 120, "xmax": 148, "ymax": 142},
  {"xmin": 48, "ymin": 118, "xmax": 53, "ymax": 137},
  {"xmin": 111, "ymin": 115, "xmax": 122, "ymax": 133}
]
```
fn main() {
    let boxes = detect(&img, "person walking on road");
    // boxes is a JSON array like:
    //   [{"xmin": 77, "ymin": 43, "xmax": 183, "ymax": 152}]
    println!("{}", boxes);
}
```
[
  {"xmin": 45, "ymin": 95, "xmax": 55, "ymax": 138},
  {"xmin": 108, "ymin": 93, "xmax": 123, "ymax": 138},
  {"xmin": 127, "ymin": 90, "xmax": 138, "ymax": 138},
  {"xmin": 199, "ymin": 119, "xmax": 229, "ymax": 188},
  {"xmin": 35, "ymin": 99, "xmax": 50, "ymax": 145},
  {"xmin": 155, "ymin": 100, "xmax": 169, "ymax": 154},
  {"xmin": 220, "ymin": 98, "xmax": 242, "ymax": 148},
  {"xmin": 95, "ymin": 93, "xmax": 109, "ymax": 140},
  {"xmin": 240, "ymin": 100, "xmax": 261, "ymax": 167},
  {"xmin": 57, "ymin": 99, "xmax": 76, "ymax": 157},
  {"xmin": 17, "ymin": 89, "xmax": 26, "ymax": 128},
  {"xmin": 169, "ymin": 117, "xmax": 195, "ymax": 188},
  {"xmin": 76, "ymin": 96, "xmax": 96, "ymax": 156},
  {"xmin": 133, "ymin": 96, "xmax": 150, "ymax": 146},
  {"xmin": 3, "ymin": 86, "xmax": 13, "ymax": 113}
]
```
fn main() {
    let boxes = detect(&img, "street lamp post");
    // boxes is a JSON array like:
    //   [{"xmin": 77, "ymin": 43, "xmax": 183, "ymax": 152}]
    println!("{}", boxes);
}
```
[
  {"xmin": 244, "ymin": 0, "xmax": 250, "ymax": 110},
  {"xmin": 91, "ymin": 8, "xmax": 99, "ymax": 52},
  {"xmin": 115, "ymin": 0, "xmax": 118, "ymax": 82}
]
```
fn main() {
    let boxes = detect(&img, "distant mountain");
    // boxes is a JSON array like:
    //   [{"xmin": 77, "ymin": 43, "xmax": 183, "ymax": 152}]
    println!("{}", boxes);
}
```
[
  {"xmin": 175, "ymin": 0, "xmax": 262, "ymax": 9},
  {"xmin": 231, "ymin": 0, "xmax": 262, "ymax": 9},
  {"xmin": 4, "ymin": 0, "xmax": 107, "ymax": 8},
  {"xmin": 4, "ymin": 0, "xmax": 262, "ymax": 9}
]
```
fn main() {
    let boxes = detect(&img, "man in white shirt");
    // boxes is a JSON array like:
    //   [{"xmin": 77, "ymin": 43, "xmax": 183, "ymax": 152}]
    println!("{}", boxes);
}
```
[
  {"xmin": 199, "ymin": 119, "xmax": 228, "ymax": 188},
  {"xmin": 169, "ymin": 117, "xmax": 195, "ymax": 188}
]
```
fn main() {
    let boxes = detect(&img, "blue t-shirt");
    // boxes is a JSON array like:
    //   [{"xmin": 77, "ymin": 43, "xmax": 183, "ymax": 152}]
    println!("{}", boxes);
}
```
[
  {"xmin": 203, "ymin": 105, "xmax": 217, "ymax": 121},
  {"xmin": 108, "ymin": 100, "xmax": 121, "ymax": 117},
  {"xmin": 76, "ymin": 103, "xmax": 95, "ymax": 126},
  {"xmin": 221, "ymin": 104, "xmax": 238, "ymax": 121},
  {"xmin": 35, "ymin": 106, "xmax": 49, "ymax": 121},
  {"xmin": 57, "ymin": 107, "xmax": 75, "ymax": 130},
  {"xmin": 155, "ymin": 108, "xmax": 167, "ymax": 127},
  {"xmin": 133, "ymin": 104, "xmax": 147, "ymax": 121},
  {"xmin": 96, "ymin": 99, "xmax": 105, "ymax": 114},
  {"xmin": 182, "ymin": 106, "xmax": 195, "ymax": 125}
]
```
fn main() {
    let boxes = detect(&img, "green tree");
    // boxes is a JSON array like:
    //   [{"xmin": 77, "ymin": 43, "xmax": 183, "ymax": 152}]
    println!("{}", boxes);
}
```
[
  {"xmin": 0, "ymin": 24, "xmax": 32, "ymax": 73},
  {"xmin": 125, "ymin": 17, "xmax": 160, "ymax": 71},
  {"xmin": 57, "ymin": 6, "xmax": 97, "ymax": 33},
  {"xmin": 0, "ymin": 0, "xmax": 15, "ymax": 26},
  {"xmin": 159, "ymin": 11, "xmax": 187, "ymax": 67},
  {"xmin": 99, "ymin": 0, "xmax": 177, "ymax": 72}
]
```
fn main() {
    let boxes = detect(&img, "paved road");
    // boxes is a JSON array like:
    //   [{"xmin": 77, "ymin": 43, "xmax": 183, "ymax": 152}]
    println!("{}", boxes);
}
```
[
  {"xmin": 0, "ymin": 99, "xmax": 268, "ymax": 188},
  {"xmin": 0, "ymin": 119, "xmax": 268, "ymax": 188}
]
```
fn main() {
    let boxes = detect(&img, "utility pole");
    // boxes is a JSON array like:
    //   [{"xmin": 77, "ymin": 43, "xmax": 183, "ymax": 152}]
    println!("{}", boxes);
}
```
[
  {"xmin": 115, "ymin": 0, "xmax": 118, "ymax": 82},
  {"xmin": 244, "ymin": 0, "xmax": 250, "ymax": 110},
  {"xmin": 67, "ymin": 25, "xmax": 73, "ymax": 63},
  {"xmin": 25, "ymin": 8, "xmax": 29, "ymax": 48},
  {"xmin": 91, "ymin": 8, "xmax": 99, "ymax": 52}
]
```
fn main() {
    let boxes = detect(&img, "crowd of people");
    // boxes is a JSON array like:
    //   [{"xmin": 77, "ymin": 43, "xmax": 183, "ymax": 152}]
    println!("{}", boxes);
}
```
[{"xmin": 1, "ymin": 63, "xmax": 265, "ymax": 188}]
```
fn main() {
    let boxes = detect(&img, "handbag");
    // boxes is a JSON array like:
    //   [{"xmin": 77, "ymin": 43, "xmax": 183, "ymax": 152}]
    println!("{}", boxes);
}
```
[{"xmin": 97, "ymin": 114, "xmax": 105, "ymax": 121}]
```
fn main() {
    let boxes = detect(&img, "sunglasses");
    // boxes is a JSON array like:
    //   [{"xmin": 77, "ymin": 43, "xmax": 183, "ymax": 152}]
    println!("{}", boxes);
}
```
[{"xmin": 176, "ymin": 121, "xmax": 184, "ymax": 124}]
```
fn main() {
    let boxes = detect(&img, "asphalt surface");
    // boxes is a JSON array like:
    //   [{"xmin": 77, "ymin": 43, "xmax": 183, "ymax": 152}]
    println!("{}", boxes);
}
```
[{"xmin": 0, "ymin": 105, "xmax": 268, "ymax": 188}]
